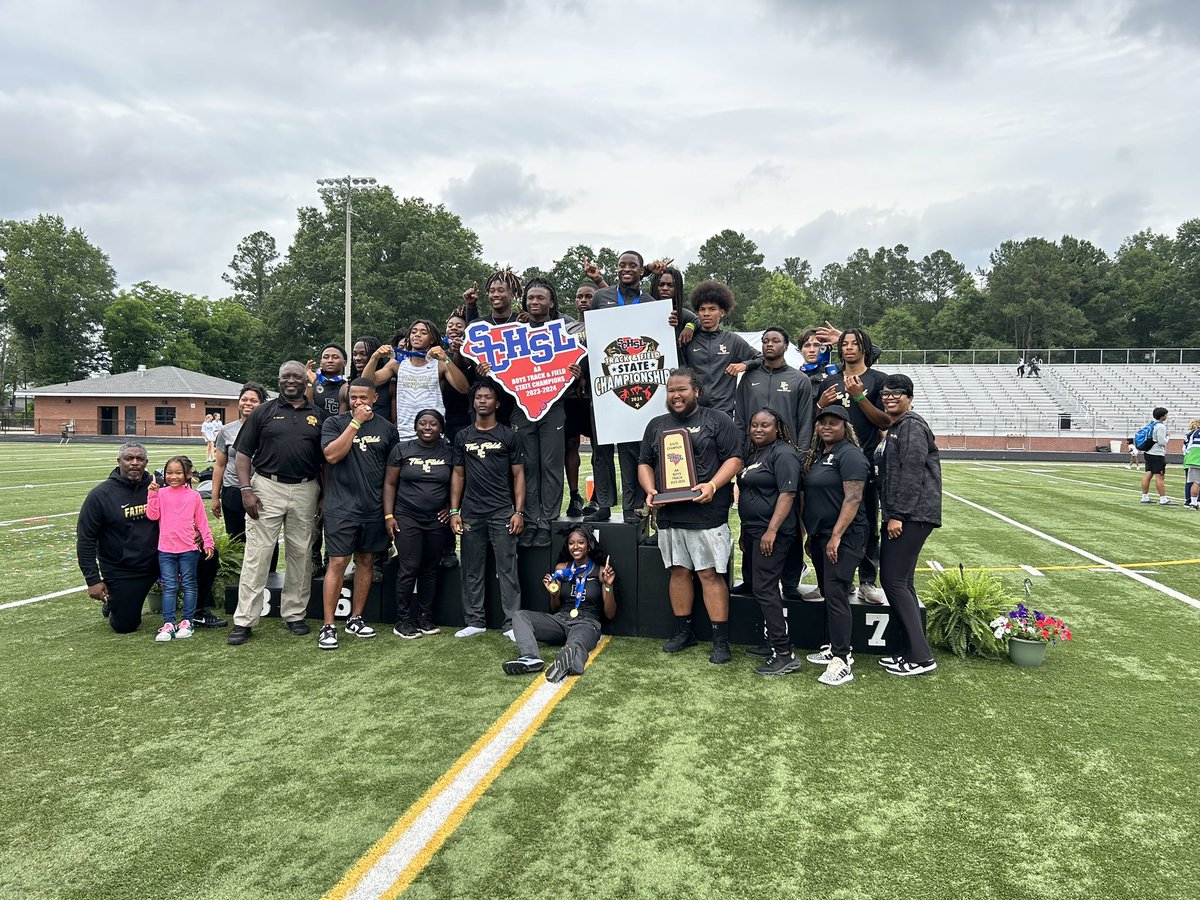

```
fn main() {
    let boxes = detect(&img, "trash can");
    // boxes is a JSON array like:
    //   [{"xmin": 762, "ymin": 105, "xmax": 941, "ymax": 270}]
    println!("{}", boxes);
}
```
[
  {"xmin": 1110, "ymin": 439, "xmax": 1122, "ymax": 453},
  {"xmin": 1059, "ymin": 413, "xmax": 1071, "ymax": 430}
]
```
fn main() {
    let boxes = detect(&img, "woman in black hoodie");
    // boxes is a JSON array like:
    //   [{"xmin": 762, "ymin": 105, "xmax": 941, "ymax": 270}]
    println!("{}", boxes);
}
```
[{"xmin": 876, "ymin": 374, "xmax": 941, "ymax": 676}]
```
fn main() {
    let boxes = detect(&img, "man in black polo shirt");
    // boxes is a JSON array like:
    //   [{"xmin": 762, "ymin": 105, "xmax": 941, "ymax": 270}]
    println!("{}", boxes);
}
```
[
  {"xmin": 316, "ymin": 378, "xmax": 398, "ymax": 650},
  {"xmin": 228, "ymin": 360, "xmax": 327, "ymax": 645},
  {"xmin": 449, "ymin": 380, "xmax": 526, "ymax": 639},
  {"xmin": 815, "ymin": 329, "xmax": 891, "ymax": 604},
  {"xmin": 638, "ymin": 368, "xmax": 743, "ymax": 664}
]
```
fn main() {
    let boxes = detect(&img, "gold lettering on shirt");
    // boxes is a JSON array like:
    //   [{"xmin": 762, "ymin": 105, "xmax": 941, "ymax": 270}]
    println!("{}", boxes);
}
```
[
  {"xmin": 124, "ymin": 503, "xmax": 147, "ymax": 519},
  {"xmin": 408, "ymin": 457, "xmax": 447, "ymax": 474},
  {"xmin": 465, "ymin": 441, "xmax": 504, "ymax": 459},
  {"xmin": 355, "ymin": 434, "xmax": 383, "ymax": 451}
]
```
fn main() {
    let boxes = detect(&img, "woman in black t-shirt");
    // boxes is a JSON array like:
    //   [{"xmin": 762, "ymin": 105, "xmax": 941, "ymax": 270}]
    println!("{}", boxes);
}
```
[
  {"xmin": 503, "ymin": 525, "xmax": 617, "ymax": 683},
  {"xmin": 383, "ymin": 409, "xmax": 453, "ymax": 638},
  {"xmin": 800, "ymin": 405, "xmax": 869, "ymax": 687},
  {"xmin": 737, "ymin": 408, "xmax": 803, "ymax": 676}
]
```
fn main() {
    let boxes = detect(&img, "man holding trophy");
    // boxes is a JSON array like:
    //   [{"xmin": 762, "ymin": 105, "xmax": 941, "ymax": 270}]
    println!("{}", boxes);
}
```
[{"xmin": 638, "ymin": 368, "xmax": 743, "ymax": 664}]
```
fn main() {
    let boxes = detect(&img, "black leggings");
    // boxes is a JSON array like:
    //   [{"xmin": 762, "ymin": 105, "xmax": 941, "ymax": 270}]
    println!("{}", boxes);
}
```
[
  {"xmin": 879, "ymin": 520, "xmax": 935, "ymax": 663},
  {"xmin": 394, "ymin": 516, "xmax": 449, "ymax": 624}
]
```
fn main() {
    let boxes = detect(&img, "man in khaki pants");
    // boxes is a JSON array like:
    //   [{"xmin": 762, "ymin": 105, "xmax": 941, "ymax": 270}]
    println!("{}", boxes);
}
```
[{"xmin": 227, "ymin": 360, "xmax": 328, "ymax": 645}]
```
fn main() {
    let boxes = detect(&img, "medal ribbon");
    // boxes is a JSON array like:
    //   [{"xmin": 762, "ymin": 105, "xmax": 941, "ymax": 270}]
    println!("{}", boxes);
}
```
[
  {"xmin": 315, "ymin": 372, "xmax": 344, "ymax": 385},
  {"xmin": 552, "ymin": 560, "xmax": 594, "ymax": 614},
  {"xmin": 615, "ymin": 287, "xmax": 641, "ymax": 307}
]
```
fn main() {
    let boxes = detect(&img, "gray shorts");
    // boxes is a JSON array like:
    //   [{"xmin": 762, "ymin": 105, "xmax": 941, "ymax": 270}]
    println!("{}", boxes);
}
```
[
  {"xmin": 657, "ymin": 524, "xmax": 731, "ymax": 573},
  {"xmin": 1187, "ymin": 467, "xmax": 1200, "ymax": 485}
]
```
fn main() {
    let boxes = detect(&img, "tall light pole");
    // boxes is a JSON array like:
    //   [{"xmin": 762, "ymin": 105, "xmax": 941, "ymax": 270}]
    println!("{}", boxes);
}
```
[{"xmin": 316, "ymin": 175, "xmax": 377, "ymax": 352}]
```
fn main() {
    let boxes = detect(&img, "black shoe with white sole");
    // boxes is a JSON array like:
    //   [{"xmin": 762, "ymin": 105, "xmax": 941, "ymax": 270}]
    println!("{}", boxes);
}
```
[
  {"xmin": 393, "ymin": 622, "xmax": 421, "ymax": 639},
  {"xmin": 345, "ymin": 616, "xmax": 376, "ymax": 638},
  {"xmin": 755, "ymin": 653, "xmax": 803, "ymax": 676},
  {"xmin": 502, "ymin": 656, "xmax": 545, "ymax": 676},
  {"xmin": 545, "ymin": 644, "xmax": 582, "ymax": 683},
  {"xmin": 318, "ymin": 624, "xmax": 338, "ymax": 650}
]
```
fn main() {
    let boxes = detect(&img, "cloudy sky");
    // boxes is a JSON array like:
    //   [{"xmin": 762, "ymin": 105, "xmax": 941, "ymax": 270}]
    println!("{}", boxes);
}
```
[{"xmin": 3, "ymin": 0, "xmax": 1198, "ymax": 298}]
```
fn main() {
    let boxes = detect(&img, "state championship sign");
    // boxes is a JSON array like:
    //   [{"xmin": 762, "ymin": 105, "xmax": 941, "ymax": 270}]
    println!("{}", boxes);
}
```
[
  {"xmin": 584, "ymin": 304, "xmax": 680, "ymax": 445},
  {"xmin": 461, "ymin": 319, "xmax": 587, "ymax": 422}
]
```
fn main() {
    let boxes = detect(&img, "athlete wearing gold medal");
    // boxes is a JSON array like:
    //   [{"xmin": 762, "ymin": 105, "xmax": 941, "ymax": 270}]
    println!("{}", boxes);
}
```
[{"xmin": 502, "ymin": 525, "xmax": 616, "ymax": 682}]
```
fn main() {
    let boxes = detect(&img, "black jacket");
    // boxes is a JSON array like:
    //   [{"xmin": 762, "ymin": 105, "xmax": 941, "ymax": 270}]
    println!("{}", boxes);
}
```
[
  {"xmin": 681, "ymin": 328, "xmax": 763, "ymax": 418},
  {"xmin": 878, "ymin": 411, "xmax": 942, "ymax": 527},
  {"xmin": 76, "ymin": 469, "xmax": 160, "ymax": 585},
  {"xmin": 734, "ymin": 362, "xmax": 814, "ymax": 453}
]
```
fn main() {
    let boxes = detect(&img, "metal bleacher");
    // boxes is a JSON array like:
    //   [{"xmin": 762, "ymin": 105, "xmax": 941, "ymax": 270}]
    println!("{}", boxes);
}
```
[{"xmin": 1045, "ymin": 364, "xmax": 1199, "ymax": 434}]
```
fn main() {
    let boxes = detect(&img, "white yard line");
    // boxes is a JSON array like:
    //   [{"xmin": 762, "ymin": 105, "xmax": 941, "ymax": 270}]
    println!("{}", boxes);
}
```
[
  {"xmin": 0, "ymin": 585, "xmax": 87, "ymax": 611},
  {"xmin": 9, "ymin": 524, "xmax": 53, "ymax": 532},
  {"xmin": 1019, "ymin": 565, "xmax": 1044, "ymax": 577},
  {"xmin": 0, "ymin": 511, "xmax": 78, "ymax": 527},
  {"xmin": 945, "ymin": 490, "xmax": 1200, "ymax": 611}
]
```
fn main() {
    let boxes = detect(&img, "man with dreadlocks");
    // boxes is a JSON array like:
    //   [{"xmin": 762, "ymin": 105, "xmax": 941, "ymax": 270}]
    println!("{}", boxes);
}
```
[
  {"xmin": 508, "ymin": 277, "xmax": 581, "ymax": 547},
  {"xmin": 816, "ymin": 328, "xmax": 891, "ymax": 605},
  {"xmin": 585, "ymin": 250, "xmax": 697, "ymax": 523}
]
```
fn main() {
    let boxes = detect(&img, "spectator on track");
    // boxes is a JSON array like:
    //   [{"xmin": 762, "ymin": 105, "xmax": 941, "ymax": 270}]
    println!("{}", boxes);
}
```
[
  {"xmin": 1140, "ymin": 407, "xmax": 1170, "ymax": 505},
  {"xmin": 76, "ymin": 442, "xmax": 160, "ymax": 634},
  {"xmin": 1127, "ymin": 437, "xmax": 1139, "ymax": 470},
  {"xmin": 1184, "ymin": 419, "xmax": 1200, "ymax": 510}
]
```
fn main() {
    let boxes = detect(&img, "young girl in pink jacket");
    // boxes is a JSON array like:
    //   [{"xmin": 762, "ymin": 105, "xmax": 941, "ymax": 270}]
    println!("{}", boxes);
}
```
[{"xmin": 147, "ymin": 456, "xmax": 215, "ymax": 641}]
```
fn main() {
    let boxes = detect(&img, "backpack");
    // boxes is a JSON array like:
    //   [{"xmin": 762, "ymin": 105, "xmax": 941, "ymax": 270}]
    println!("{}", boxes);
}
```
[{"xmin": 1134, "ymin": 421, "xmax": 1157, "ymax": 452}]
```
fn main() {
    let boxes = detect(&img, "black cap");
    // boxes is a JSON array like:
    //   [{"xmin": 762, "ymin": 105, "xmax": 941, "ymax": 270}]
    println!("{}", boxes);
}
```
[{"xmin": 816, "ymin": 404, "xmax": 851, "ymax": 423}]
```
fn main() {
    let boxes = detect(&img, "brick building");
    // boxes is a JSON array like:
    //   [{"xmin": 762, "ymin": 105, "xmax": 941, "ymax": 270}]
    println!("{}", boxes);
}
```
[{"xmin": 32, "ymin": 366, "xmax": 246, "ymax": 437}]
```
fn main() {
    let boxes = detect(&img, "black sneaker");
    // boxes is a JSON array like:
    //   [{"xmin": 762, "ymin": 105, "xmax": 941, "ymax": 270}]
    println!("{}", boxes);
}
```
[
  {"xmin": 193, "ymin": 609, "xmax": 228, "ymax": 628},
  {"xmin": 745, "ymin": 643, "xmax": 773, "ymax": 658},
  {"xmin": 502, "ymin": 656, "xmax": 545, "ymax": 675},
  {"xmin": 879, "ymin": 655, "xmax": 903, "ymax": 667},
  {"xmin": 662, "ymin": 628, "xmax": 698, "ymax": 653},
  {"xmin": 284, "ymin": 619, "xmax": 311, "ymax": 636},
  {"xmin": 545, "ymin": 644, "xmax": 582, "ymax": 683},
  {"xmin": 709, "ymin": 641, "xmax": 732, "ymax": 665},
  {"xmin": 566, "ymin": 493, "xmax": 584, "ymax": 518},
  {"xmin": 730, "ymin": 581, "xmax": 753, "ymax": 596},
  {"xmin": 393, "ymin": 622, "xmax": 421, "ymax": 639},
  {"xmin": 345, "ymin": 616, "xmax": 376, "ymax": 638},
  {"xmin": 781, "ymin": 587, "xmax": 803, "ymax": 603},
  {"xmin": 318, "ymin": 624, "xmax": 338, "ymax": 650},
  {"xmin": 416, "ymin": 618, "xmax": 440, "ymax": 636},
  {"xmin": 581, "ymin": 499, "xmax": 599, "ymax": 516},
  {"xmin": 582, "ymin": 507, "xmax": 611, "ymax": 522},
  {"xmin": 226, "ymin": 624, "xmax": 252, "ymax": 645},
  {"xmin": 885, "ymin": 658, "xmax": 938, "ymax": 676},
  {"xmin": 755, "ymin": 653, "xmax": 803, "ymax": 676}
]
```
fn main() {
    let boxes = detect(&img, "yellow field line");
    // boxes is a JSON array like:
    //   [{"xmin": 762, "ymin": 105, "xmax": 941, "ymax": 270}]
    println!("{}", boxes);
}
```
[{"xmin": 324, "ymin": 635, "xmax": 611, "ymax": 900}]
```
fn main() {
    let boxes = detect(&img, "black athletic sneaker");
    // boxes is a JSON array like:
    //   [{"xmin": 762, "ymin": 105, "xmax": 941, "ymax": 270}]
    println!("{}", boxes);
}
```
[
  {"xmin": 662, "ymin": 628, "xmax": 698, "ymax": 653},
  {"xmin": 193, "ymin": 609, "xmax": 228, "ymax": 628},
  {"xmin": 393, "ymin": 621, "xmax": 421, "ymax": 639},
  {"xmin": 545, "ymin": 644, "xmax": 582, "ymax": 683},
  {"xmin": 226, "ymin": 625, "xmax": 251, "ymax": 646},
  {"xmin": 581, "ymin": 499, "xmax": 599, "ymax": 516},
  {"xmin": 284, "ymin": 619, "xmax": 311, "ymax": 636},
  {"xmin": 416, "ymin": 618, "xmax": 440, "ymax": 636},
  {"xmin": 729, "ymin": 581, "xmax": 753, "ymax": 596},
  {"xmin": 709, "ymin": 640, "xmax": 732, "ymax": 665},
  {"xmin": 582, "ymin": 507, "xmax": 611, "ymax": 522},
  {"xmin": 345, "ymin": 616, "xmax": 376, "ymax": 638},
  {"xmin": 755, "ymin": 653, "xmax": 803, "ymax": 676},
  {"xmin": 566, "ymin": 493, "xmax": 584, "ymax": 518},
  {"xmin": 745, "ymin": 643, "xmax": 773, "ymax": 658},
  {"xmin": 502, "ymin": 656, "xmax": 545, "ymax": 675}
]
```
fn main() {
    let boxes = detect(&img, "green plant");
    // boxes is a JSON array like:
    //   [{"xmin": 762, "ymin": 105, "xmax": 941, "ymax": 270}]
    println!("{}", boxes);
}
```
[
  {"xmin": 923, "ymin": 566, "xmax": 1013, "ymax": 659},
  {"xmin": 212, "ymin": 530, "xmax": 245, "ymax": 594}
]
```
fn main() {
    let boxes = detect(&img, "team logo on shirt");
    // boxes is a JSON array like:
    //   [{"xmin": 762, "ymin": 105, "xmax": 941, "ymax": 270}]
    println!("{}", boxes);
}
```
[
  {"xmin": 778, "ymin": 381, "xmax": 790, "ymax": 392},
  {"xmin": 408, "ymin": 457, "xmax": 446, "ymax": 474},
  {"xmin": 306, "ymin": 415, "xmax": 319, "ymax": 427},
  {"xmin": 465, "ymin": 440, "xmax": 504, "ymax": 459},
  {"xmin": 719, "ymin": 344, "xmax": 728, "ymax": 354},
  {"xmin": 461, "ymin": 320, "xmax": 587, "ymax": 422},
  {"xmin": 356, "ymin": 434, "xmax": 382, "ymax": 452},
  {"xmin": 594, "ymin": 336, "xmax": 669, "ymax": 411}
]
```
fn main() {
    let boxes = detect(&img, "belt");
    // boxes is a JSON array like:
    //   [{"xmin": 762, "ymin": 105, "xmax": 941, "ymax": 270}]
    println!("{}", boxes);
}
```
[{"xmin": 260, "ymin": 473, "xmax": 314, "ymax": 485}]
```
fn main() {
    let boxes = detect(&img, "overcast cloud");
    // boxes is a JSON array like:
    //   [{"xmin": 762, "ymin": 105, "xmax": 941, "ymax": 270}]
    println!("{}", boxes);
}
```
[{"xmin": 1, "ymin": 0, "xmax": 1197, "ymax": 298}]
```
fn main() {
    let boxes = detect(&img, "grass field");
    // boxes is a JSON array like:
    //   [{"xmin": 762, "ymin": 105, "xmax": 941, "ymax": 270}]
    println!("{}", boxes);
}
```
[{"xmin": 2, "ymin": 442, "xmax": 1200, "ymax": 899}]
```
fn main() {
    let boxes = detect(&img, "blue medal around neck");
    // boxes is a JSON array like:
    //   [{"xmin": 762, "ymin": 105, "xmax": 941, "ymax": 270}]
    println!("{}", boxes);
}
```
[
  {"xmin": 552, "ymin": 560, "xmax": 594, "ymax": 618},
  {"xmin": 615, "ymin": 287, "xmax": 641, "ymax": 307},
  {"xmin": 315, "ymin": 372, "xmax": 344, "ymax": 385}
]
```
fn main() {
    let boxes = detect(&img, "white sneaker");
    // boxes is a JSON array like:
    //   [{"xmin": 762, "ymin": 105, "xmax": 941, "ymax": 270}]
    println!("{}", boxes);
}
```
[
  {"xmin": 454, "ymin": 625, "xmax": 487, "ymax": 638},
  {"xmin": 818, "ymin": 656, "xmax": 854, "ymax": 686},
  {"xmin": 858, "ymin": 583, "xmax": 887, "ymax": 604},
  {"xmin": 885, "ymin": 658, "xmax": 937, "ymax": 676},
  {"xmin": 1158, "ymin": 497, "xmax": 1171, "ymax": 505},
  {"xmin": 799, "ymin": 585, "xmax": 824, "ymax": 602},
  {"xmin": 174, "ymin": 619, "xmax": 194, "ymax": 639},
  {"xmin": 503, "ymin": 629, "xmax": 515, "ymax": 641},
  {"xmin": 1141, "ymin": 495, "xmax": 1152, "ymax": 503},
  {"xmin": 805, "ymin": 646, "xmax": 855, "ymax": 667},
  {"xmin": 155, "ymin": 623, "xmax": 175, "ymax": 642}
]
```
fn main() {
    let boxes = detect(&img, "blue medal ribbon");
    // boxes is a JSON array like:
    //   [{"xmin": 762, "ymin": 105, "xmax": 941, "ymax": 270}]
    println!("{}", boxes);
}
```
[
  {"xmin": 615, "ymin": 287, "xmax": 641, "ymax": 307},
  {"xmin": 552, "ymin": 560, "xmax": 594, "ymax": 615},
  {"xmin": 315, "ymin": 372, "xmax": 344, "ymax": 385}
]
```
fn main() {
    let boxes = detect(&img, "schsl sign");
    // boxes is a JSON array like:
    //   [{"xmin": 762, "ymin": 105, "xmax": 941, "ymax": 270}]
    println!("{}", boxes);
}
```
[{"xmin": 461, "ymin": 320, "xmax": 587, "ymax": 422}]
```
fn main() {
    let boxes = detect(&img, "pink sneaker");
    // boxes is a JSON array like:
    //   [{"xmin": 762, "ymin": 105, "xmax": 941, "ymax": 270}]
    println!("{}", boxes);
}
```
[
  {"xmin": 155, "ymin": 623, "xmax": 176, "ymax": 642},
  {"xmin": 175, "ymin": 619, "xmax": 194, "ymax": 639}
]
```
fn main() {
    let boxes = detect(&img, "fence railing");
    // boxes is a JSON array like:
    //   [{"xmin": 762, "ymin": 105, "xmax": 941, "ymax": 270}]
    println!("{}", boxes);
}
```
[
  {"xmin": 32, "ymin": 419, "xmax": 211, "ymax": 438},
  {"xmin": 879, "ymin": 348, "xmax": 1200, "ymax": 366}
]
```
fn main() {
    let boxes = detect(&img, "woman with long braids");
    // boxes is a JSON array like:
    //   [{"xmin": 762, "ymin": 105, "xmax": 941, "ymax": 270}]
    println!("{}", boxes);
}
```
[
  {"xmin": 801, "ymin": 405, "xmax": 869, "ymax": 687},
  {"xmin": 363, "ymin": 319, "xmax": 469, "ymax": 441},
  {"xmin": 876, "ymin": 374, "xmax": 941, "ymax": 676},
  {"xmin": 737, "ymin": 407, "xmax": 804, "ymax": 675},
  {"xmin": 440, "ymin": 309, "xmax": 477, "ymax": 445}
]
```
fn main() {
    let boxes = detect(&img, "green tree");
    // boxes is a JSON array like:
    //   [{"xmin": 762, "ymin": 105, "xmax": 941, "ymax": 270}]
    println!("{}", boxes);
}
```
[
  {"xmin": 984, "ymin": 238, "xmax": 1094, "ymax": 351},
  {"xmin": 685, "ymin": 230, "xmax": 767, "ymax": 327},
  {"xmin": 0, "ymin": 214, "xmax": 115, "ymax": 384},
  {"xmin": 918, "ymin": 250, "xmax": 969, "ymax": 305},
  {"xmin": 775, "ymin": 256, "xmax": 812, "ymax": 289},
  {"xmin": 743, "ymin": 272, "xmax": 830, "ymax": 338},
  {"xmin": 222, "ymin": 231, "xmax": 279, "ymax": 315}
]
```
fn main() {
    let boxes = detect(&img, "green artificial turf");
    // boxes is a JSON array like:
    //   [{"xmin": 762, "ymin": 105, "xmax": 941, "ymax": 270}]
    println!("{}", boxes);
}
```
[{"xmin": 3, "ymin": 442, "xmax": 1200, "ymax": 899}]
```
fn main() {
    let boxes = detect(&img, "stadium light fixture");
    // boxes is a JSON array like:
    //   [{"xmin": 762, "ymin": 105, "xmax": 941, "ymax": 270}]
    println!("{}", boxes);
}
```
[{"xmin": 316, "ymin": 174, "xmax": 379, "ymax": 350}]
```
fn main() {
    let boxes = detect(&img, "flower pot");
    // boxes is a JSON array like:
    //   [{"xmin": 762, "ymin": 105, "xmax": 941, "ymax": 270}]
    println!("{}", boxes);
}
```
[{"xmin": 1008, "ymin": 637, "xmax": 1048, "ymax": 667}]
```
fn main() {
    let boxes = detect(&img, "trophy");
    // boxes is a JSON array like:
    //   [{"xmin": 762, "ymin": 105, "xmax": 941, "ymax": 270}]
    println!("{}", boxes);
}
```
[{"xmin": 656, "ymin": 427, "xmax": 702, "ymax": 504}]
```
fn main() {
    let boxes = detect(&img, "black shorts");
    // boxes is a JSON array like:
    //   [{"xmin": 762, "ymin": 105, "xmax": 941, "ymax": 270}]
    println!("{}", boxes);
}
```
[
  {"xmin": 324, "ymin": 515, "xmax": 389, "ymax": 557},
  {"xmin": 564, "ymin": 397, "xmax": 593, "ymax": 440},
  {"xmin": 1145, "ymin": 455, "xmax": 1166, "ymax": 475}
]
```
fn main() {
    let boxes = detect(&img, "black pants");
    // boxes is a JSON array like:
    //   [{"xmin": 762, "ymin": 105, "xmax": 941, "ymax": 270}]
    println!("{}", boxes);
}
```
[
  {"xmin": 220, "ymin": 485, "xmax": 279, "ymax": 570},
  {"xmin": 809, "ymin": 528, "xmax": 866, "ymax": 661},
  {"xmin": 511, "ymin": 404, "xmax": 566, "ymax": 534},
  {"xmin": 512, "ymin": 609, "xmax": 601, "ymax": 668},
  {"xmin": 394, "ymin": 516, "xmax": 449, "ymax": 625},
  {"xmin": 592, "ymin": 441, "xmax": 644, "ymax": 515},
  {"xmin": 104, "ymin": 570, "xmax": 160, "ymax": 634},
  {"xmin": 746, "ymin": 530, "xmax": 793, "ymax": 655},
  {"xmin": 858, "ymin": 477, "xmax": 881, "ymax": 586},
  {"xmin": 879, "ymin": 520, "xmax": 935, "ymax": 663},
  {"xmin": 460, "ymin": 512, "xmax": 521, "ymax": 629}
]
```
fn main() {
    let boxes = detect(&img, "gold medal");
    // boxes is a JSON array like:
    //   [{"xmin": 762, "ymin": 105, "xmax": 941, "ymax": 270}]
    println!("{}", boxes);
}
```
[
  {"xmin": 547, "ymin": 582, "xmax": 560, "ymax": 594},
  {"xmin": 569, "ymin": 608, "xmax": 579, "ymax": 618}
]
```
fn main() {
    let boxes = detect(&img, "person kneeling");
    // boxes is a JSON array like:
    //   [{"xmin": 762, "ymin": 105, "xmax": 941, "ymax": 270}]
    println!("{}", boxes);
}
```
[{"xmin": 503, "ymin": 526, "xmax": 615, "ymax": 683}]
